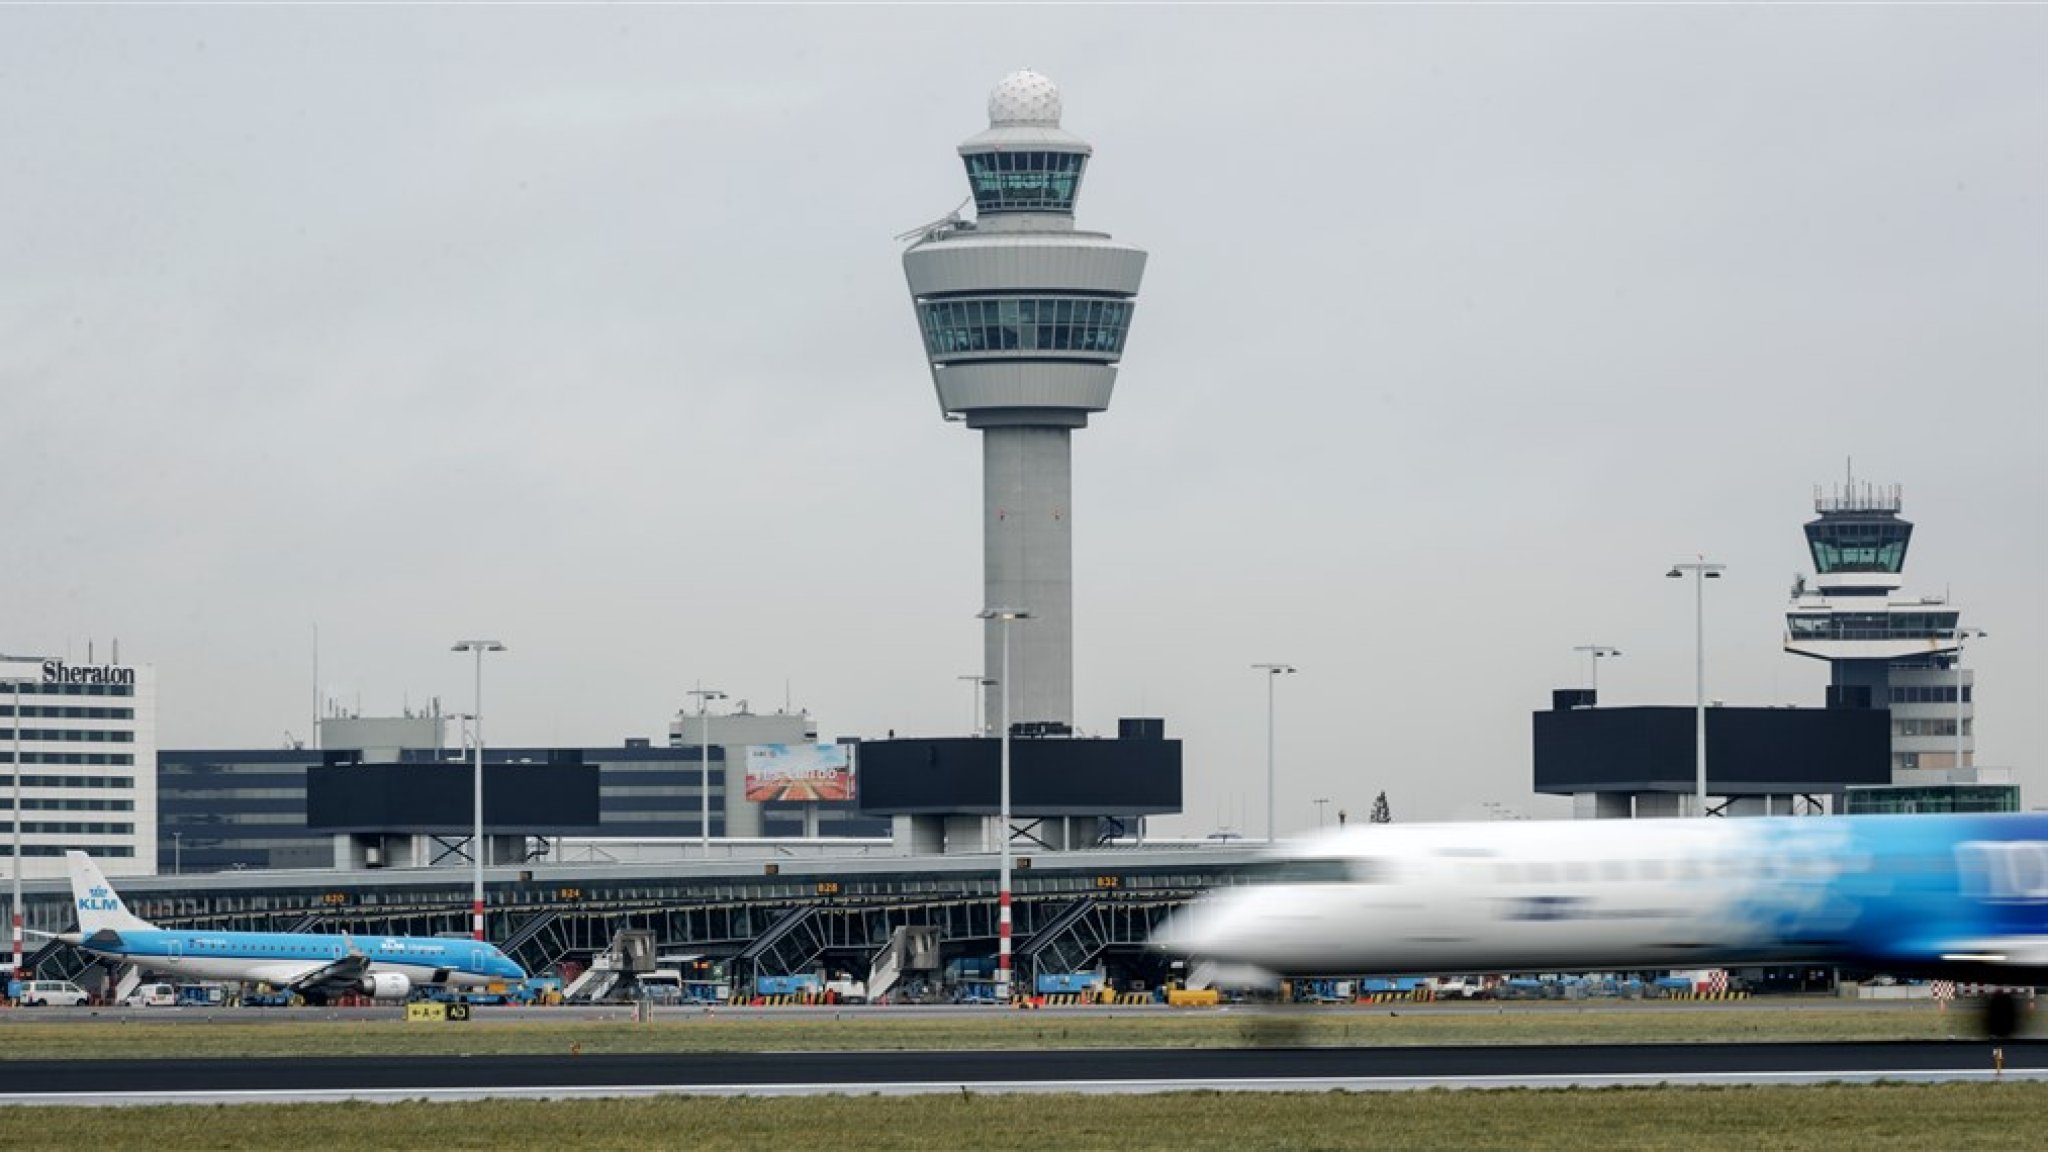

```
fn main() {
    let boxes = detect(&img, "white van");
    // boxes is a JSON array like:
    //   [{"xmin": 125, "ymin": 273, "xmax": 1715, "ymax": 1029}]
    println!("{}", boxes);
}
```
[
  {"xmin": 634, "ymin": 971, "xmax": 685, "ymax": 1002},
  {"xmin": 123, "ymin": 982, "xmax": 177, "ymax": 1007},
  {"xmin": 21, "ymin": 980, "xmax": 90, "ymax": 1007}
]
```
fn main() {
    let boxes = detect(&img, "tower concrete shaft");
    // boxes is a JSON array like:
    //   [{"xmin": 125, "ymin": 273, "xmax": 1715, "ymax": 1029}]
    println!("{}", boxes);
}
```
[
  {"xmin": 984, "ymin": 427, "xmax": 1073, "ymax": 726},
  {"xmin": 903, "ymin": 70, "xmax": 1146, "ymax": 732}
]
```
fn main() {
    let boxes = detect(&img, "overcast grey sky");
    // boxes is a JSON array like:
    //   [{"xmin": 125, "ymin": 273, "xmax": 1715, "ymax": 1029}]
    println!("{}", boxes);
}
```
[{"xmin": 3, "ymin": 6, "xmax": 2042, "ymax": 832}]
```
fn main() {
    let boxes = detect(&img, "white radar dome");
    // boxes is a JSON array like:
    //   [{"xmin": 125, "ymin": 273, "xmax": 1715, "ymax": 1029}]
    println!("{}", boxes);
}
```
[{"xmin": 988, "ymin": 69, "xmax": 1063, "ymax": 127}]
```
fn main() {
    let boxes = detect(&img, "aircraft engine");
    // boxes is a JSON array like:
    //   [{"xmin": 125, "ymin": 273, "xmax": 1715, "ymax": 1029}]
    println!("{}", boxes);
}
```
[{"xmin": 360, "ymin": 972, "xmax": 412, "ymax": 1001}]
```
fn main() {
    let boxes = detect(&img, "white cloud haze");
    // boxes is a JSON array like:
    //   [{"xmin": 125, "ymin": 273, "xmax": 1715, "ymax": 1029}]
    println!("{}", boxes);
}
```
[{"xmin": 2, "ymin": 6, "xmax": 2042, "ymax": 832}]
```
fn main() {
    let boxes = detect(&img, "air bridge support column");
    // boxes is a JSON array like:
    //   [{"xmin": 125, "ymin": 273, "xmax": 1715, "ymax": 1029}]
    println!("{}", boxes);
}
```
[
  {"xmin": 1572, "ymin": 793, "xmax": 1634, "ymax": 819},
  {"xmin": 1634, "ymin": 793, "xmax": 1686, "ymax": 819}
]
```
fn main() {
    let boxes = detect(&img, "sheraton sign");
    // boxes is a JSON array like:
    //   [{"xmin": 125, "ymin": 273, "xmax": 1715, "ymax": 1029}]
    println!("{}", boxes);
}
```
[{"xmin": 41, "ymin": 662, "xmax": 136, "ymax": 686}]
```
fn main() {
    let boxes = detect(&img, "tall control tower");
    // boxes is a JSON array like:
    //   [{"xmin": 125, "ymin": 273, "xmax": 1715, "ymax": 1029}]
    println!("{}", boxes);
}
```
[
  {"xmin": 903, "ymin": 70, "xmax": 1147, "ymax": 733},
  {"xmin": 1784, "ymin": 476, "xmax": 1980, "ymax": 779}
]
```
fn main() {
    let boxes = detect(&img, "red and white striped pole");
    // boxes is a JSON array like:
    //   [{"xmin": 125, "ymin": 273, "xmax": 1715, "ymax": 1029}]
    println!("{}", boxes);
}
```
[
  {"xmin": 983, "ymin": 609, "xmax": 1031, "ymax": 1006},
  {"xmin": 11, "ymin": 679, "xmax": 22, "ymax": 986},
  {"xmin": 996, "ymin": 619, "xmax": 1013, "ymax": 1006},
  {"xmin": 473, "ymin": 646, "xmax": 485, "ymax": 942}
]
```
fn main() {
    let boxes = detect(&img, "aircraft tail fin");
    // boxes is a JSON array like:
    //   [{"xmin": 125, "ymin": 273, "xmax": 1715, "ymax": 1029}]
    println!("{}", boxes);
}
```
[{"xmin": 65, "ymin": 851, "xmax": 155, "ymax": 934}]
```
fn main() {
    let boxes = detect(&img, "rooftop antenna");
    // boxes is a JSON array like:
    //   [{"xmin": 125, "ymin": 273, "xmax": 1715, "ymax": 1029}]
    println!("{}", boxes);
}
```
[
  {"xmin": 312, "ymin": 623, "xmax": 320, "ymax": 751},
  {"xmin": 893, "ymin": 196, "xmax": 972, "ymax": 243}
]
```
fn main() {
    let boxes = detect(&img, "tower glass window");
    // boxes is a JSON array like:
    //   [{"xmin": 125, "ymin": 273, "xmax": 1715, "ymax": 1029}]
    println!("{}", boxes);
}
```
[
  {"xmin": 918, "ymin": 296, "xmax": 1134, "ymax": 359},
  {"xmin": 1804, "ymin": 519, "xmax": 1911, "ymax": 574},
  {"xmin": 962, "ymin": 150, "xmax": 1087, "ymax": 214}
]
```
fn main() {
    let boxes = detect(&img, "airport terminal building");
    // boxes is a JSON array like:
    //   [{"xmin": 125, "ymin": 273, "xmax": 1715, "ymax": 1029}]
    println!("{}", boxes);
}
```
[{"xmin": 160, "ymin": 709, "xmax": 884, "ymax": 874}]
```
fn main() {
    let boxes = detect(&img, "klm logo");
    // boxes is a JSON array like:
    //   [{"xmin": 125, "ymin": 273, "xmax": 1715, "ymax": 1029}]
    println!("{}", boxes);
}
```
[
  {"xmin": 1958, "ymin": 842, "xmax": 2048, "ymax": 902},
  {"xmin": 77, "ymin": 885, "xmax": 122, "ymax": 914}
]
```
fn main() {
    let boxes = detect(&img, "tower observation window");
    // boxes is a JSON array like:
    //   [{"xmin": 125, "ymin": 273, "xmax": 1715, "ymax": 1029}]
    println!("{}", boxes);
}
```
[
  {"xmin": 1805, "ymin": 521, "xmax": 1910, "ymax": 574},
  {"xmin": 963, "ymin": 151, "xmax": 1086, "ymax": 214},
  {"xmin": 919, "ymin": 296, "xmax": 1134, "ymax": 359}
]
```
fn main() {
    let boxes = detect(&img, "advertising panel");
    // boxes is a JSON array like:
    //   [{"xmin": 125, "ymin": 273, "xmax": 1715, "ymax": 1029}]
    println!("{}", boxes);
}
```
[{"xmin": 745, "ymin": 744, "xmax": 855, "ymax": 803}]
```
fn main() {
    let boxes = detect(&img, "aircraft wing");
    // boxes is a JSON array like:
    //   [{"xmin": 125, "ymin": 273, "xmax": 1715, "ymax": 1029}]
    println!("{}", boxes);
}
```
[
  {"xmin": 278, "ymin": 952, "xmax": 373, "ymax": 995},
  {"xmin": 235, "ymin": 954, "xmax": 373, "ymax": 993}
]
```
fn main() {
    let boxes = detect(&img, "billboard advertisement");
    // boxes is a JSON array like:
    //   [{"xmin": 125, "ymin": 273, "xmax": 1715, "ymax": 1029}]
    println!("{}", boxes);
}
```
[{"xmin": 745, "ymin": 744, "xmax": 855, "ymax": 803}]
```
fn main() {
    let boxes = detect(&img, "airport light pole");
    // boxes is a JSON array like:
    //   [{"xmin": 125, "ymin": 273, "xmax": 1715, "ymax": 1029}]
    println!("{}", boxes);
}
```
[
  {"xmin": 1253, "ymin": 664, "xmax": 1296, "ymax": 843},
  {"xmin": 171, "ymin": 832, "xmax": 181, "ymax": 877},
  {"xmin": 979, "ymin": 608, "xmax": 1031, "ymax": 1006},
  {"xmin": 9, "ymin": 675, "xmax": 23, "ymax": 979},
  {"xmin": 1953, "ymin": 627, "xmax": 1987, "ymax": 772},
  {"xmin": 687, "ymin": 687, "xmax": 726, "ymax": 859},
  {"xmin": 1666, "ymin": 558, "xmax": 1724, "ymax": 817},
  {"xmin": 1572, "ymin": 644, "xmax": 1622, "ymax": 703},
  {"xmin": 959, "ymin": 674, "xmax": 995, "ymax": 736},
  {"xmin": 451, "ymin": 640, "xmax": 505, "ymax": 941},
  {"xmin": 1313, "ymin": 797, "xmax": 1330, "ymax": 829}
]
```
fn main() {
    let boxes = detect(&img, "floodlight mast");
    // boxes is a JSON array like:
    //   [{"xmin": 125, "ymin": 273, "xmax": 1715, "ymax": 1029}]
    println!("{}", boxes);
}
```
[
  {"xmin": 979, "ymin": 608, "xmax": 1032, "ymax": 1005},
  {"xmin": 1665, "ymin": 560, "xmax": 1724, "ymax": 816},
  {"xmin": 450, "ymin": 640, "xmax": 506, "ymax": 941}
]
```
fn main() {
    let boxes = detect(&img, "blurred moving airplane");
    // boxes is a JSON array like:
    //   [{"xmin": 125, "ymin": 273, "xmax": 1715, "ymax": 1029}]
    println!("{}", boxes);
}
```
[{"xmin": 1151, "ymin": 813, "xmax": 2048, "ymax": 1036}]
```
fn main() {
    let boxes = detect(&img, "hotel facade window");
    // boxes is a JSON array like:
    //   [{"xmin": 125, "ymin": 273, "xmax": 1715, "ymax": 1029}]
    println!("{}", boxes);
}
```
[{"xmin": 1, "ymin": 656, "xmax": 156, "ymax": 878}]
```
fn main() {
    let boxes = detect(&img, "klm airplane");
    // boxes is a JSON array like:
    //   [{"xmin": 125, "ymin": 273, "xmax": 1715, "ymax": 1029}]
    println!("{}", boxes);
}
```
[{"xmin": 56, "ymin": 851, "xmax": 525, "ymax": 1003}]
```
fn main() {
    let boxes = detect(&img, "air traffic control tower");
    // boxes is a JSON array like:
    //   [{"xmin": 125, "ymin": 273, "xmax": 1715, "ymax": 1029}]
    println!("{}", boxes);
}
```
[
  {"xmin": 1785, "ymin": 478, "xmax": 1988, "ymax": 782},
  {"xmin": 902, "ymin": 69, "xmax": 1146, "ymax": 732},
  {"xmin": 861, "ymin": 71, "xmax": 1179, "ymax": 854}
]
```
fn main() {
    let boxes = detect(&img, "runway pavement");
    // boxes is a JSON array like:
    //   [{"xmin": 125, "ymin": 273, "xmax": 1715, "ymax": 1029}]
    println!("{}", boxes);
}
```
[{"xmin": 4, "ymin": 1041, "xmax": 2045, "ymax": 1105}]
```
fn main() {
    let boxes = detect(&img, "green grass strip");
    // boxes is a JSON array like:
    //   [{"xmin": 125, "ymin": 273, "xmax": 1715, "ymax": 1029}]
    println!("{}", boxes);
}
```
[
  {"xmin": 0, "ymin": 1003, "xmax": 1998, "ymax": 1061},
  {"xmin": 2, "ymin": 1084, "xmax": 2044, "ymax": 1151}
]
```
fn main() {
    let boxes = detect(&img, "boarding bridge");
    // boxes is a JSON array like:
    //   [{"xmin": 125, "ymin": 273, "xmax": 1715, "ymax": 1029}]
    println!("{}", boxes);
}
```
[
  {"xmin": 496, "ymin": 911, "xmax": 558, "ymax": 958},
  {"xmin": 1016, "ymin": 898, "xmax": 1179, "ymax": 994},
  {"xmin": 12, "ymin": 842, "xmax": 1252, "ymax": 999},
  {"xmin": 730, "ymin": 907, "xmax": 824, "ymax": 993}
]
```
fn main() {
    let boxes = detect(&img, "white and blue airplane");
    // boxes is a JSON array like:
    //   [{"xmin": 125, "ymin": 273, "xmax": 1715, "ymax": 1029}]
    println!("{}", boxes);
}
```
[
  {"xmin": 1152, "ymin": 812, "xmax": 2048, "ymax": 1035},
  {"xmin": 55, "ymin": 851, "xmax": 526, "ymax": 1002}
]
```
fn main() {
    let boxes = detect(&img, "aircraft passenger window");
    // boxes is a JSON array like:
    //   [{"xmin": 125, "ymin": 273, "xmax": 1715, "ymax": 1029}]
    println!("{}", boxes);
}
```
[{"xmin": 1245, "ymin": 858, "xmax": 1357, "ymax": 884}]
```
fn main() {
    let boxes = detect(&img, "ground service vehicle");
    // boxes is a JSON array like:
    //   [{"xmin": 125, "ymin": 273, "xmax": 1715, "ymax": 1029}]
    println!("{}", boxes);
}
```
[
  {"xmin": 21, "ymin": 980, "xmax": 90, "ymax": 1007},
  {"xmin": 123, "ymin": 982, "xmax": 177, "ymax": 1007}
]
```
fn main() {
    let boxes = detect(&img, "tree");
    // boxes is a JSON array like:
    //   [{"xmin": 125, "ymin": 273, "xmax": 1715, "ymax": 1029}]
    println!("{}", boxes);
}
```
[{"xmin": 1369, "ymin": 791, "xmax": 1392, "ymax": 824}]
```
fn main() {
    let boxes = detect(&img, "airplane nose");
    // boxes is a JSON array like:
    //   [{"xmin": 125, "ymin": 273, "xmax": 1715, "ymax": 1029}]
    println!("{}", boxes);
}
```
[{"xmin": 1149, "ymin": 897, "xmax": 1238, "ymax": 958}]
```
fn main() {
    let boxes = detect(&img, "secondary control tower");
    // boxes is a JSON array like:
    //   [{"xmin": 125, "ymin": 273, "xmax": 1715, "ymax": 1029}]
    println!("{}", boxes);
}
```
[
  {"xmin": 902, "ymin": 70, "xmax": 1147, "ymax": 732},
  {"xmin": 1784, "ymin": 476, "xmax": 1981, "ymax": 778}
]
